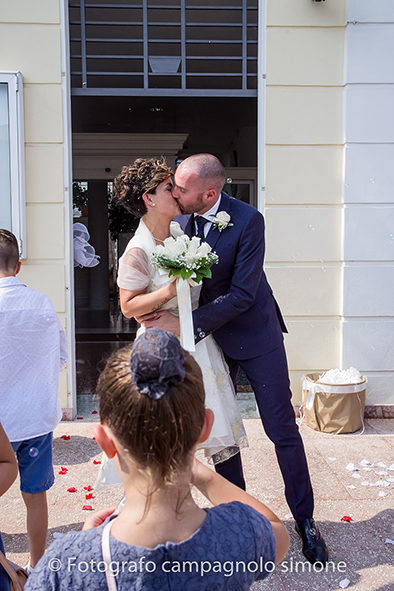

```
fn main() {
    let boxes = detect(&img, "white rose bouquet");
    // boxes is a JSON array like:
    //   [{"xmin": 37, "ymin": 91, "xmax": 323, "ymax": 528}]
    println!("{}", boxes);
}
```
[
  {"xmin": 152, "ymin": 234, "xmax": 218, "ymax": 284},
  {"xmin": 151, "ymin": 235, "xmax": 218, "ymax": 352}
]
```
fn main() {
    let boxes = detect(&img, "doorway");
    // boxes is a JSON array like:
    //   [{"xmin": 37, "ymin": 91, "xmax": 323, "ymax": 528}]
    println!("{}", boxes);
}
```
[{"xmin": 68, "ymin": 0, "xmax": 260, "ymax": 406}]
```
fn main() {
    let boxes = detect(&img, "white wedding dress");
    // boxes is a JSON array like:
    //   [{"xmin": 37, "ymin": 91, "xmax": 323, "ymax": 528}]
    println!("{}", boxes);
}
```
[{"xmin": 96, "ymin": 219, "xmax": 247, "ymax": 487}]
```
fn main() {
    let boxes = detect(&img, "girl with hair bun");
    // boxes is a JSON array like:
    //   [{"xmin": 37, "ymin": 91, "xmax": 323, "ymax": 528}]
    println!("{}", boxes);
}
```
[
  {"xmin": 101, "ymin": 157, "xmax": 248, "ymax": 479},
  {"xmin": 25, "ymin": 329, "xmax": 289, "ymax": 591}
]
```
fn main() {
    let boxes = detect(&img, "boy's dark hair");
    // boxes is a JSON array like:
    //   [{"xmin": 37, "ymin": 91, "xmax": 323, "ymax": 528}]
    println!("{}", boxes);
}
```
[{"xmin": 0, "ymin": 229, "xmax": 19, "ymax": 273}]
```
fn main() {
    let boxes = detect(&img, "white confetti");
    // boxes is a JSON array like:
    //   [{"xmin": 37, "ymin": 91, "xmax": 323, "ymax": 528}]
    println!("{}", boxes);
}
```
[
  {"xmin": 378, "ymin": 491, "xmax": 388, "ymax": 497},
  {"xmin": 328, "ymin": 457, "xmax": 337, "ymax": 461},
  {"xmin": 319, "ymin": 367, "xmax": 361, "ymax": 384},
  {"xmin": 386, "ymin": 476, "xmax": 394, "ymax": 483},
  {"xmin": 388, "ymin": 464, "xmax": 394, "ymax": 471},
  {"xmin": 351, "ymin": 473, "xmax": 361, "ymax": 479},
  {"xmin": 346, "ymin": 485, "xmax": 356, "ymax": 489},
  {"xmin": 346, "ymin": 463, "xmax": 359, "ymax": 472},
  {"xmin": 339, "ymin": 578, "xmax": 350, "ymax": 589},
  {"xmin": 376, "ymin": 462, "xmax": 387, "ymax": 468},
  {"xmin": 360, "ymin": 459, "xmax": 371, "ymax": 466},
  {"xmin": 363, "ymin": 467, "xmax": 372, "ymax": 472},
  {"xmin": 361, "ymin": 481, "xmax": 370, "ymax": 486},
  {"xmin": 372, "ymin": 480, "xmax": 390, "ymax": 487},
  {"xmin": 284, "ymin": 513, "xmax": 293, "ymax": 519},
  {"xmin": 385, "ymin": 538, "xmax": 394, "ymax": 545},
  {"xmin": 375, "ymin": 470, "xmax": 388, "ymax": 476}
]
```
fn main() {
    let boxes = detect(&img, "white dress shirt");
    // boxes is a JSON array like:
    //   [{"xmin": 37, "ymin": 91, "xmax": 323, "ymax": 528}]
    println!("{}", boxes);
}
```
[
  {"xmin": 0, "ymin": 276, "xmax": 67, "ymax": 441},
  {"xmin": 193, "ymin": 195, "xmax": 222, "ymax": 238}
]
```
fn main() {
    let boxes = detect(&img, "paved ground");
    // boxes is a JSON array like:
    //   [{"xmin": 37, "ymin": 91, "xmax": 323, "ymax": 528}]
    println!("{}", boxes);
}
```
[{"xmin": 1, "ymin": 417, "xmax": 393, "ymax": 590}]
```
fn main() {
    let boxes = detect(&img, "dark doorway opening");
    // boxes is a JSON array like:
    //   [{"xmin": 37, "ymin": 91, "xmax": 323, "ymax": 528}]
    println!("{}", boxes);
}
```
[{"xmin": 72, "ymin": 96, "xmax": 257, "ymax": 404}]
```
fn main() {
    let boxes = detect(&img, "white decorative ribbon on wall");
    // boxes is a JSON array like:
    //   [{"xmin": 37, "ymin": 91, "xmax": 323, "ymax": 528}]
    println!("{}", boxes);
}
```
[
  {"xmin": 73, "ymin": 223, "xmax": 100, "ymax": 268},
  {"xmin": 176, "ymin": 277, "xmax": 195, "ymax": 352}
]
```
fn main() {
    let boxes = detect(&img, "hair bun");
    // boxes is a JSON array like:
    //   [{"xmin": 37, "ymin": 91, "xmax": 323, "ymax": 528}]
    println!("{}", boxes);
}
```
[{"xmin": 130, "ymin": 329, "xmax": 185, "ymax": 400}]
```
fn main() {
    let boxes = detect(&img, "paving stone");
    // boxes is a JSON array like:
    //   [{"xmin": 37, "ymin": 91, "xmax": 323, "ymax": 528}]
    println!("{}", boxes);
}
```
[{"xmin": 1, "ymin": 419, "xmax": 393, "ymax": 590}]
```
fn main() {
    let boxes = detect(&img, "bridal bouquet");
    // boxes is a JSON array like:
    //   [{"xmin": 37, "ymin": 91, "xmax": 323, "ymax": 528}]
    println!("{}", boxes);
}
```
[
  {"xmin": 152, "ymin": 235, "xmax": 218, "ymax": 284},
  {"xmin": 152, "ymin": 235, "xmax": 218, "ymax": 352}
]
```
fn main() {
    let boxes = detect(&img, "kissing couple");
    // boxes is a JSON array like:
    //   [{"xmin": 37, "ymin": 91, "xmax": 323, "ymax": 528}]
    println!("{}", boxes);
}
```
[{"xmin": 112, "ymin": 153, "xmax": 328, "ymax": 565}]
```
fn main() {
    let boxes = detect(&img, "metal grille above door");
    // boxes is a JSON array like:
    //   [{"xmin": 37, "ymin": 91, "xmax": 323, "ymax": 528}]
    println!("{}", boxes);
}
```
[{"xmin": 69, "ymin": 0, "xmax": 258, "ymax": 96}]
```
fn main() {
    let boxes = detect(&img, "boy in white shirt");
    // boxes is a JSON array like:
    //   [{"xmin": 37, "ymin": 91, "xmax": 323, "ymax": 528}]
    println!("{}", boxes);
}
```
[{"xmin": 0, "ymin": 229, "xmax": 67, "ymax": 568}]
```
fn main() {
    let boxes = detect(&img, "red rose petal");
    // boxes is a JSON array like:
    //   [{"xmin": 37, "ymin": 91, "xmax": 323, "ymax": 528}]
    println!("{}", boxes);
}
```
[
  {"xmin": 60, "ymin": 435, "xmax": 70, "ymax": 440},
  {"xmin": 76, "ymin": 417, "xmax": 83, "ymax": 420},
  {"xmin": 93, "ymin": 460, "xmax": 101, "ymax": 465},
  {"xmin": 83, "ymin": 486, "xmax": 93, "ymax": 491},
  {"xmin": 82, "ymin": 505, "xmax": 93, "ymax": 511},
  {"xmin": 92, "ymin": 437, "xmax": 96, "ymax": 440},
  {"xmin": 85, "ymin": 493, "xmax": 94, "ymax": 500},
  {"xmin": 340, "ymin": 515, "xmax": 352, "ymax": 522},
  {"xmin": 91, "ymin": 410, "xmax": 98, "ymax": 414},
  {"xmin": 67, "ymin": 487, "xmax": 77, "ymax": 493},
  {"xmin": 58, "ymin": 469, "xmax": 67, "ymax": 475}
]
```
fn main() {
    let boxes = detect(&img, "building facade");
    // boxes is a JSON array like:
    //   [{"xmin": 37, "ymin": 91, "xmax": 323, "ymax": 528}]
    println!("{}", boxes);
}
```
[{"xmin": 1, "ymin": 0, "xmax": 393, "ymax": 417}]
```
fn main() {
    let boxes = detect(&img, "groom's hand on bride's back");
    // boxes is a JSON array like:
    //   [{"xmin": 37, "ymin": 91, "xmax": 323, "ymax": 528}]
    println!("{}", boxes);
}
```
[{"xmin": 135, "ymin": 310, "xmax": 180, "ymax": 337}]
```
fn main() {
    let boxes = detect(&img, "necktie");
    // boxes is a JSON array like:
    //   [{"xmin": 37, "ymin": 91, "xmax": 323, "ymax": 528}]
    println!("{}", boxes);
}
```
[{"xmin": 194, "ymin": 216, "xmax": 208, "ymax": 241}]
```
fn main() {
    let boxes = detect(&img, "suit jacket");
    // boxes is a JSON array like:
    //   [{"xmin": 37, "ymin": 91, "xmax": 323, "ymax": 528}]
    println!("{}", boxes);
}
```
[{"xmin": 176, "ymin": 192, "xmax": 287, "ymax": 361}]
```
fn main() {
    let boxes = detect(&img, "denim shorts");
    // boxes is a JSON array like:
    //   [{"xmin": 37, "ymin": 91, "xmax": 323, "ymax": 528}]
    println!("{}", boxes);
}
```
[{"xmin": 11, "ymin": 432, "xmax": 54, "ymax": 494}]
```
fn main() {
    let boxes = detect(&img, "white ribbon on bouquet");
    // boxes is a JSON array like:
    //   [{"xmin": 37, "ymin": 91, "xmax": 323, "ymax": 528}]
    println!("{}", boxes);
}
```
[{"xmin": 176, "ymin": 277, "xmax": 195, "ymax": 352}]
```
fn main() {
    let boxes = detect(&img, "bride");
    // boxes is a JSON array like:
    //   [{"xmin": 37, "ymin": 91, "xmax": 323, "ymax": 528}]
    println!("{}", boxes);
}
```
[{"xmin": 98, "ymin": 157, "xmax": 247, "ymax": 485}]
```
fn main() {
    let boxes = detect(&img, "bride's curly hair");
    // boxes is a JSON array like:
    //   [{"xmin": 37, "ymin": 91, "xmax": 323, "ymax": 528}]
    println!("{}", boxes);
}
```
[{"xmin": 113, "ymin": 157, "xmax": 173, "ymax": 218}]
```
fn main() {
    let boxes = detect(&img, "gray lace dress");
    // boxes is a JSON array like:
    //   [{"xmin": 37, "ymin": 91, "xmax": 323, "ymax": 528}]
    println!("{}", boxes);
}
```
[{"xmin": 25, "ymin": 501, "xmax": 276, "ymax": 591}]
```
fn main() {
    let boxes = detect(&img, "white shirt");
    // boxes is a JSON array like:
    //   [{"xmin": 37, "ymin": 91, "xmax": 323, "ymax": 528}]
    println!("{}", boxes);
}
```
[
  {"xmin": 193, "ymin": 195, "xmax": 222, "ymax": 238},
  {"xmin": 0, "ymin": 276, "xmax": 68, "ymax": 441}
]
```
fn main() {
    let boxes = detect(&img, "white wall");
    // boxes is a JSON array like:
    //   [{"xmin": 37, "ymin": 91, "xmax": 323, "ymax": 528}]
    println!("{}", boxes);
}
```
[
  {"xmin": 343, "ymin": 1, "xmax": 394, "ymax": 404},
  {"xmin": 265, "ymin": 0, "xmax": 346, "ymax": 402}
]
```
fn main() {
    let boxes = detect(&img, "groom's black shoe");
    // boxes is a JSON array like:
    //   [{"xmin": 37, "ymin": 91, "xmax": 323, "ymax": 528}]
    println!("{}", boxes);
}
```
[{"xmin": 295, "ymin": 518, "xmax": 328, "ymax": 565}]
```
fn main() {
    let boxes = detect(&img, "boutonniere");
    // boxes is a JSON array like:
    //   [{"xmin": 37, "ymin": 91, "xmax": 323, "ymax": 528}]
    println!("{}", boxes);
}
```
[{"xmin": 209, "ymin": 211, "xmax": 233, "ymax": 232}]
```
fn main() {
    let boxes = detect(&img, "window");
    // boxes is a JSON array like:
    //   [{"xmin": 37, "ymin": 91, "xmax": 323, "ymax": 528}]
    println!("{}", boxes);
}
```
[
  {"xmin": 69, "ymin": 0, "xmax": 258, "ymax": 96},
  {"xmin": 0, "ymin": 72, "xmax": 26, "ymax": 257}
]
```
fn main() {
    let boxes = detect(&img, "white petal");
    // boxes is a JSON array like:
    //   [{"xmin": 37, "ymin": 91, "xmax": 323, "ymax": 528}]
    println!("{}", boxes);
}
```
[
  {"xmin": 373, "ymin": 480, "xmax": 390, "ymax": 487},
  {"xmin": 346, "ymin": 463, "xmax": 359, "ymax": 472}
]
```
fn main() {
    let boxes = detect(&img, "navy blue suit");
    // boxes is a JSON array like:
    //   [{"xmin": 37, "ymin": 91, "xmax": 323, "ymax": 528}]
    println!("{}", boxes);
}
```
[{"xmin": 178, "ymin": 192, "xmax": 314, "ymax": 521}]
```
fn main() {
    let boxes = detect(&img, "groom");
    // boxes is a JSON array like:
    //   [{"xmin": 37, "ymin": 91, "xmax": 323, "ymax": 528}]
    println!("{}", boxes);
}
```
[{"xmin": 144, "ymin": 153, "xmax": 328, "ymax": 564}]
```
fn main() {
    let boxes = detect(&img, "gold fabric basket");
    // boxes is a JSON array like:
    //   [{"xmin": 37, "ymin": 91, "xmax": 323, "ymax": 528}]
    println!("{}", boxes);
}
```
[{"xmin": 302, "ymin": 373, "xmax": 367, "ymax": 434}]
